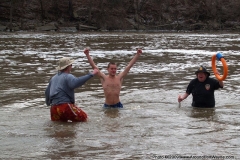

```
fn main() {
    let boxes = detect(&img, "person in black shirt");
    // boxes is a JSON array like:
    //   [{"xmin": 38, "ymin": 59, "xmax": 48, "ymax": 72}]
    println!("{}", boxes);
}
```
[{"xmin": 178, "ymin": 66, "xmax": 224, "ymax": 108}]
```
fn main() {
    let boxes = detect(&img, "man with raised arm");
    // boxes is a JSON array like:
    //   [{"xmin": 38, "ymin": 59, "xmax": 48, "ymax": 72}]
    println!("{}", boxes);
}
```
[
  {"xmin": 45, "ymin": 57, "xmax": 98, "ymax": 122},
  {"xmin": 178, "ymin": 65, "xmax": 224, "ymax": 108},
  {"xmin": 84, "ymin": 48, "xmax": 142, "ymax": 108}
]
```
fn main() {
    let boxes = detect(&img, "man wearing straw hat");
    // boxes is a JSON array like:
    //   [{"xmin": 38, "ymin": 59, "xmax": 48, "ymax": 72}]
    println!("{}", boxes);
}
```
[{"xmin": 45, "ymin": 57, "xmax": 98, "ymax": 122}]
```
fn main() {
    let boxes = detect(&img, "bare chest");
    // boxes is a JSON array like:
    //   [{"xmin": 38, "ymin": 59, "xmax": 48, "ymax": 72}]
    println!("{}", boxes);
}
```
[{"xmin": 102, "ymin": 77, "xmax": 122, "ymax": 89}]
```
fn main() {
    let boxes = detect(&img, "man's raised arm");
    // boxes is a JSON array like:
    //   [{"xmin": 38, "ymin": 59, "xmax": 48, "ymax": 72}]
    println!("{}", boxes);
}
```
[
  {"xmin": 84, "ymin": 48, "xmax": 98, "ymax": 70},
  {"xmin": 119, "ymin": 49, "xmax": 142, "ymax": 78}
]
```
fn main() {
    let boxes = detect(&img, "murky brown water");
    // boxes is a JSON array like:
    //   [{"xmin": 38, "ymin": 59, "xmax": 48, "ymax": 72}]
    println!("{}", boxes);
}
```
[{"xmin": 0, "ymin": 31, "xmax": 239, "ymax": 159}]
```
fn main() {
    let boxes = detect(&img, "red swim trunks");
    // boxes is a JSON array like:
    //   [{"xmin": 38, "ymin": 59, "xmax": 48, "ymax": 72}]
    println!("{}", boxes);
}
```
[{"xmin": 50, "ymin": 103, "xmax": 87, "ymax": 122}]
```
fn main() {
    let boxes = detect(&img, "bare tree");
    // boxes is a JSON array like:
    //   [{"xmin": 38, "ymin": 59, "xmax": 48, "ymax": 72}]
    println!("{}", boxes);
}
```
[
  {"xmin": 133, "ymin": 0, "xmax": 140, "ymax": 29},
  {"xmin": 68, "ymin": 0, "xmax": 73, "ymax": 20},
  {"xmin": 9, "ymin": 0, "xmax": 13, "ymax": 31},
  {"xmin": 87, "ymin": 0, "xmax": 93, "ymax": 25},
  {"xmin": 39, "ymin": 0, "xmax": 45, "ymax": 22}
]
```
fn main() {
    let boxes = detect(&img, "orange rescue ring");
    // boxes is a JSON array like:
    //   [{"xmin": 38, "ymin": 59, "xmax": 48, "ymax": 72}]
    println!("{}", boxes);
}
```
[{"xmin": 211, "ymin": 53, "xmax": 228, "ymax": 81}]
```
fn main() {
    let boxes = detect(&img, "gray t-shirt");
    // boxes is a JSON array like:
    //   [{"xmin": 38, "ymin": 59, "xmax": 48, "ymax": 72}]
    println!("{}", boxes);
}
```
[{"xmin": 45, "ymin": 72, "xmax": 93, "ymax": 106}]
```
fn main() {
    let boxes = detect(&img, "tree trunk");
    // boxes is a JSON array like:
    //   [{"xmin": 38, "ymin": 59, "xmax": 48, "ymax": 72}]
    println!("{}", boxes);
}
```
[
  {"xmin": 87, "ymin": 0, "xmax": 93, "ymax": 25},
  {"xmin": 134, "ymin": 0, "xmax": 139, "ymax": 30},
  {"xmin": 39, "ymin": 0, "xmax": 45, "ymax": 21},
  {"xmin": 68, "ymin": 0, "xmax": 73, "ymax": 20},
  {"xmin": 9, "ymin": 0, "xmax": 13, "ymax": 31},
  {"xmin": 53, "ymin": 0, "xmax": 59, "ymax": 20}
]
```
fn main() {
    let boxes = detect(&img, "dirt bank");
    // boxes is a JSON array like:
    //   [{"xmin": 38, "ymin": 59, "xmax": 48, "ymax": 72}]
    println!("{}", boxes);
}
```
[{"xmin": 1, "ymin": 0, "xmax": 240, "ymax": 32}]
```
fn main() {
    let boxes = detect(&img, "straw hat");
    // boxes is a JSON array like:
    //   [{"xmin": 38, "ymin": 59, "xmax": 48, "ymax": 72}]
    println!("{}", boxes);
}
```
[{"xmin": 56, "ymin": 57, "xmax": 74, "ymax": 71}]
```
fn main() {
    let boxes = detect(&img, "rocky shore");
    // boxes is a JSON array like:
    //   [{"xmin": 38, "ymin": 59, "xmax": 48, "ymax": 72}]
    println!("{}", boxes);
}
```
[{"xmin": 1, "ymin": 0, "xmax": 240, "ymax": 32}]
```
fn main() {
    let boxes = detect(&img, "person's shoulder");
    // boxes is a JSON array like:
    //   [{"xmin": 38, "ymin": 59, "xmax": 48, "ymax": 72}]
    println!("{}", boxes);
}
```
[
  {"xmin": 190, "ymin": 78, "xmax": 198, "ymax": 83},
  {"xmin": 115, "ymin": 74, "xmax": 124, "ymax": 79},
  {"xmin": 65, "ymin": 73, "xmax": 75, "ymax": 79},
  {"xmin": 105, "ymin": 75, "xmax": 121, "ymax": 81},
  {"xmin": 188, "ymin": 78, "xmax": 198, "ymax": 86},
  {"xmin": 207, "ymin": 77, "xmax": 218, "ymax": 82},
  {"xmin": 51, "ymin": 73, "xmax": 59, "ymax": 80},
  {"xmin": 105, "ymin": 75, "xmax": 117, "ymax": 79}
]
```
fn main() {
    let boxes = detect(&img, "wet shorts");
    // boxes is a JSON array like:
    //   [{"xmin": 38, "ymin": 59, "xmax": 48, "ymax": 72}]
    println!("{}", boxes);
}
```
[
  {"xmin": 103, "ymin": 102, "xmax": 123, "ymax": 108},
  {"xmin": 50, "ymin": 103, "xmax": 87, "ymax": 122}
]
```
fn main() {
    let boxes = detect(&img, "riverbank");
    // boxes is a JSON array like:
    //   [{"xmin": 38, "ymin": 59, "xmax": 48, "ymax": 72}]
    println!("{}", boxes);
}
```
[{"xmin": 1, "ymin": 0, "xmax": 240, "ymax": 32}]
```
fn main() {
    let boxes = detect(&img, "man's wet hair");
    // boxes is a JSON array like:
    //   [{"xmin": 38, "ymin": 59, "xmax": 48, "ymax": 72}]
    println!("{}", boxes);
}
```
[{"xmin": 107, "ymin": 62, "xmax": 117, "ymax": 68}]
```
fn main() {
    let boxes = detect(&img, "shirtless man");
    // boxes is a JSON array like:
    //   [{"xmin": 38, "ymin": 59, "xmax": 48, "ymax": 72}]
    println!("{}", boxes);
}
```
[{"xmin": 84, "ymin": 48, "xmax": 142, "ymax": 108}]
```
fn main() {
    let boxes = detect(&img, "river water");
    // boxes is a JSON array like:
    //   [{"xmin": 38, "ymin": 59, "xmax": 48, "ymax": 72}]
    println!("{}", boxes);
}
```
[{"xmin": 0, "ymin": 31, "xmax": 239, "ymax": 159}]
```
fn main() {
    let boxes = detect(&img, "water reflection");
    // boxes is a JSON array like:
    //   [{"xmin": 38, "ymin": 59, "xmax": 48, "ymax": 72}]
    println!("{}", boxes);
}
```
[
  {"xmin": 188, "ymin": 107, "xmax": 217, "ymax": 120},
  {"xmin": 44, "ymin": 122, "xmax": 79, "ymax": 159},
  {"xmin": 103, "ymin": 108, "xmax": 120, "ymax": 118}
]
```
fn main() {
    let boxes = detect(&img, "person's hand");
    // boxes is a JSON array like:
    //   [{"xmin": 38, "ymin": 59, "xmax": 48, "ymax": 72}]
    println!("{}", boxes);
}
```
[
  {"xmin": 214, "ymin": 71, "xmax": 221, "ymax": 75},
  {"xmin": 178, "ymin": 95, "xmax": 183, "ymax": 103},
  {"xmin": 92, "ymin": 68, "xmax": 99, "ymax": 75},
  {"xmin": 84, "ymin": 47, "xmax": 90, "ymax": 55},
  {"xmin": 136, "ymin": 48, "xmax": 142, "ymax": 55}
]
